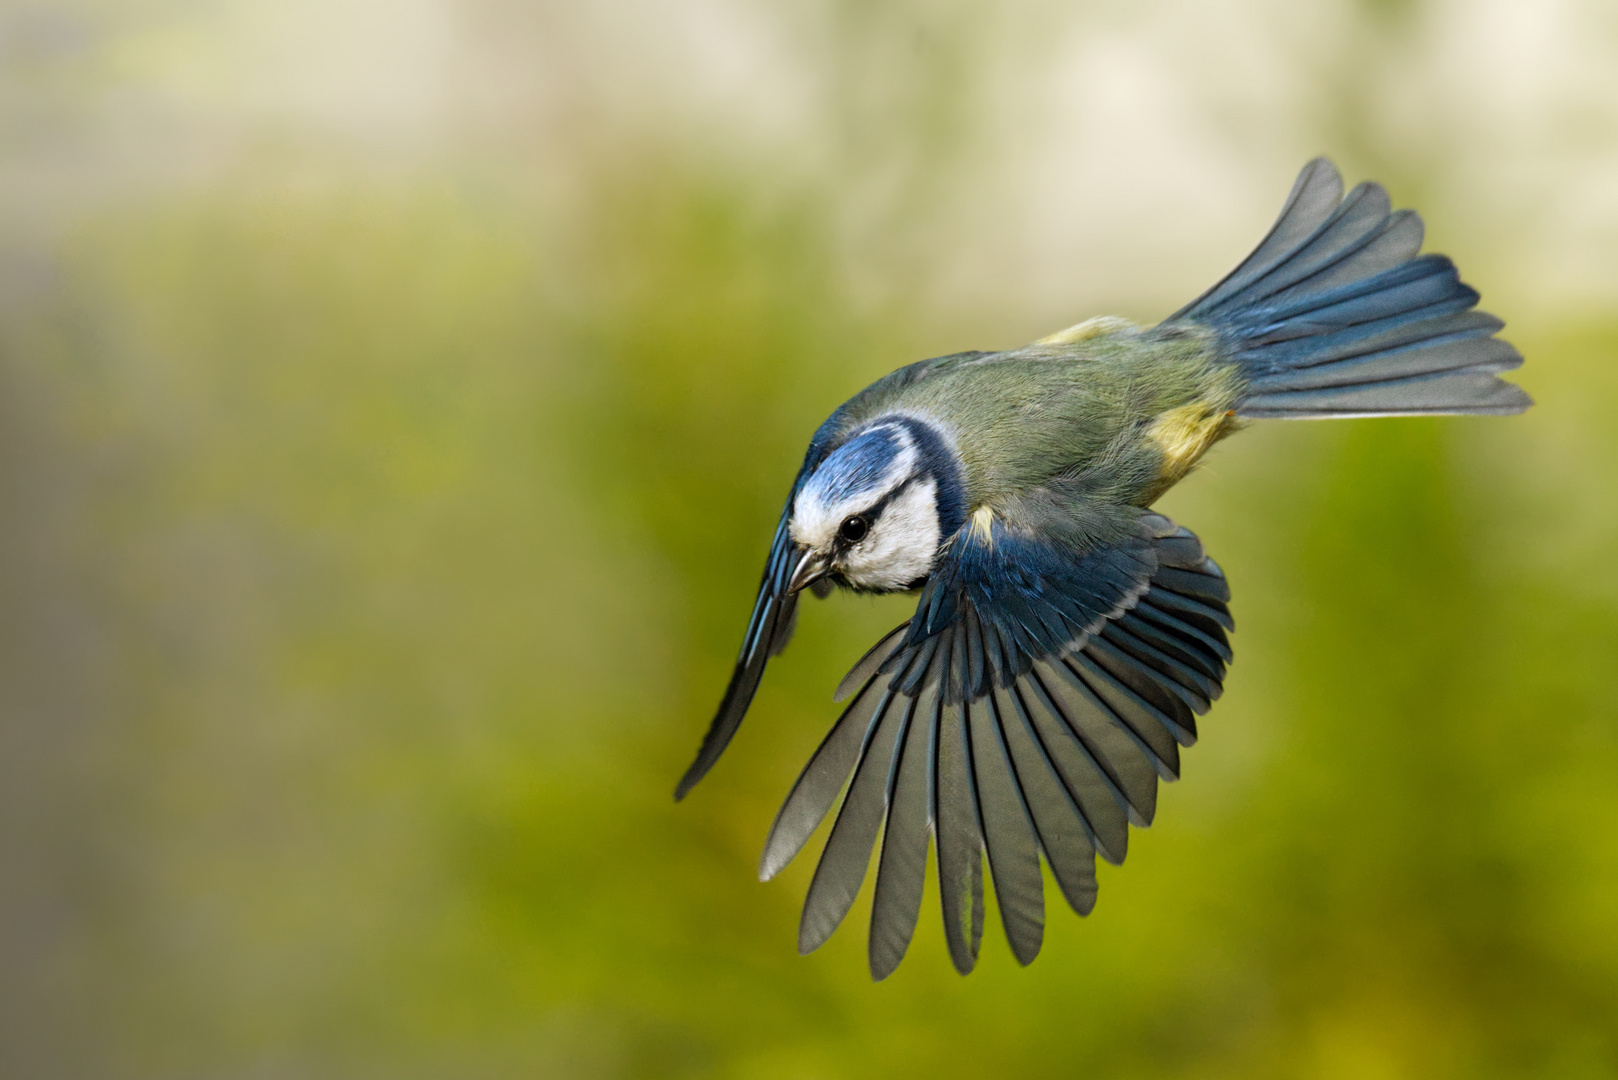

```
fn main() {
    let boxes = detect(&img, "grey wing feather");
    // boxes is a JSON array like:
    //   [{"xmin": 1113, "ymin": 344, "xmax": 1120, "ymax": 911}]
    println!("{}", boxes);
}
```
[
  {"xmin": 1099, "ymin": 622, "xmax": 1220, "ymax": 709},
  {"xmin": 993, "ymin": 682, "xmax": 1099, "ymax": 916},
  {"xmin": 1048, "ymin": 655, "xmax": 1181, "ymax": 785},
  {"xmin": 935, "ymin": 690, "xmax": 985, "ymax": 974},
  {"xmin": 1033, "ymin": 659, "xmax": 1160, "ymax": 827},
  {"xmin": 1015, "ymin": 670, "xmax": 1133, "ymax": 862},
  {"xmin": 968, "ymin": 674, "xmax": 1046, "ymax": 966},
  {"xmin": 834, "ymin": 622, "xmax": 910, "ymax": 703},
  {"xmin": 760, "ymin": 671, "xmax": 891, "ymax": 881},
  {"xmin": 797, "ymin": 685, "xmax": 907, "ymax": 954},
  {"xmin": 868, "ymin": 682, "xmax": 936, "ymax": 979}
]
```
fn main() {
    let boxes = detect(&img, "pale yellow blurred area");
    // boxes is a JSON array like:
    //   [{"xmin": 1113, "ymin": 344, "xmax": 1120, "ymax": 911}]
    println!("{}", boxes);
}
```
[{"xmin": 9, "ymin": 0, "xmax": 1618, "ymax": 302}]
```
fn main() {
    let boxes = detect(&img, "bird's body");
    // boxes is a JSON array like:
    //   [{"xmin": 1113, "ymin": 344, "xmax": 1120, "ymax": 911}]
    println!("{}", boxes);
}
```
[
  {"xmin": 810, "ymin": 318, "xmax": 1242, "ymax": 550},
  {"xmin": 676, "ymin": 159, "xmax": 1531, "ymax": 979}
]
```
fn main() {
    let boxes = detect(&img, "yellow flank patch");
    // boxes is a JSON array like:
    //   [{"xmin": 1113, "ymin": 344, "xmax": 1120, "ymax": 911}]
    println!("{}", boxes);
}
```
[
  {"xmin": 969, "ymin": 505, "xmax": 996, "ymax": 546},
  {"xmin": 1034, "ymin": 315, "xmax": 1136, "ymax": 346},
  {"xmin": 1147, "ymin": 402, "xmax": 1237, "ymax": 483}
]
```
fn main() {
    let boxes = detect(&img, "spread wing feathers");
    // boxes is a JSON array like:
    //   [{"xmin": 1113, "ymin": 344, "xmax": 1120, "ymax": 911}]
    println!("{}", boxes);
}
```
[
  {"xmin": 675, "ymin": 512, "xmax": 803, "ymax": 800},
  {"xmin": 761, "ymin": 510, "xmax": 1234, "ymax": 977}
]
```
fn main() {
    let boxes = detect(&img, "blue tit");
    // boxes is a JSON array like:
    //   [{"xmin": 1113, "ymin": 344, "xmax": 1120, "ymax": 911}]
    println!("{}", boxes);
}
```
[{"xmin": 676, "ymin": 158, "xmax": 1531, "ymax": 979}]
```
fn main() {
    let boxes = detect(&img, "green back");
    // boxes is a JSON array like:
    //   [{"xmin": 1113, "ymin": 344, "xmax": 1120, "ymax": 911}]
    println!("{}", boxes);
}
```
[{"xmin": 832, "ymin": 322, "xmax": 1244, "ymax": 514}]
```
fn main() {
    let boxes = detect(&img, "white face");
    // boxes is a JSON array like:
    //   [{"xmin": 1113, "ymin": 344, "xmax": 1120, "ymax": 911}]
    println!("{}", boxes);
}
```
[
  {"xmin": 789, "ymin": 425, "xmax": 943, "ymax": 591},
  {"xmin": 834, "ymin": 477, "xmax": 941, "ymax": 590}
]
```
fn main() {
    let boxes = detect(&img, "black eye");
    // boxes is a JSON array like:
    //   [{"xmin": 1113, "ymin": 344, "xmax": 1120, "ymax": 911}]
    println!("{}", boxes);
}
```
[{"xmin": 838, "ymin": 515, "xmax": 869, "ymax": 544}]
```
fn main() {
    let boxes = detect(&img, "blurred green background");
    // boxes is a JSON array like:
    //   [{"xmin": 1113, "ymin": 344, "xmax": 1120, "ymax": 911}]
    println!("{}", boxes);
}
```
[{"xmin": 3, "ymin": 1, "xmax": 1617, "ymax": 1076}]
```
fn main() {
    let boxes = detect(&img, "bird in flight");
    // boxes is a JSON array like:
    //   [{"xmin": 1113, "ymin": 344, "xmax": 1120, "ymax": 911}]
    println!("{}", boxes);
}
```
[{"xmin": 675, "ymin": 158, "xmax": 1530, "ymax": 979}]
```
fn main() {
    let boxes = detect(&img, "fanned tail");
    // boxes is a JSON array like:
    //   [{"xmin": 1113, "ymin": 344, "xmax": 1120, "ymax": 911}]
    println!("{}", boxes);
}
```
[{"xmin": 1164, "ymin": 157, "xmax": 1531, "ymax": 419}]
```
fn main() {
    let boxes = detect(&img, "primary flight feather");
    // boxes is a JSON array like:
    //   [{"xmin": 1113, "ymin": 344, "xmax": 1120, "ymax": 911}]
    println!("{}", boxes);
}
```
[{"xmin": 675, "ymin": 158, "xmax": 1531, "ymax": 979}]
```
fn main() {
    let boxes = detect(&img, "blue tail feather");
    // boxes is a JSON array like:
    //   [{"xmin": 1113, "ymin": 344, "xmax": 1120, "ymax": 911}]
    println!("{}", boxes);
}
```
[{"xmin": 1166, "ymin": 158, "xmax": 1531, "ymax": 419}]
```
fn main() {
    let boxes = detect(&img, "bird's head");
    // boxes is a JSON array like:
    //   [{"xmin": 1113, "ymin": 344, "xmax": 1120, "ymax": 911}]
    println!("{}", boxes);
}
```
[{"xmin": 787, "ymin": 417, "xmax": 966, "ymax": 595}]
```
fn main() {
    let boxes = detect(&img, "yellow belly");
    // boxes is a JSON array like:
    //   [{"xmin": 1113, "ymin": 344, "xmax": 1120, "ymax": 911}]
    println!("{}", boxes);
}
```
[{"xmin": 1144, "ymin": 400, "xmax": 1243, "ymax": 496}]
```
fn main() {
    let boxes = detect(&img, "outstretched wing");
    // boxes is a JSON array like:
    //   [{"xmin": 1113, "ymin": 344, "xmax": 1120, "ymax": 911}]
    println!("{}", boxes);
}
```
[{"xmin": 760, "ymin": 508, "xmax": 1233, "ymax": 978}]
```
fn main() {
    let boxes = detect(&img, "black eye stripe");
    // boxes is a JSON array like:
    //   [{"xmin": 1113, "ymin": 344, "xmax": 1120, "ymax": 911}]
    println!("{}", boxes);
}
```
[
  {"xmin": 833, "ymin": 474, "xmax": 936, "ymax": 550},
  {"xmin": 820, "ymin": 414, "xmax": 964, "ymax": 541},
  {"xmin": 857, "ymin": 474, "xmax": 919, "ymax": 530},
  {"xmin": 894, "ymin": 418, "xmax": 965, "ymax": 538}
]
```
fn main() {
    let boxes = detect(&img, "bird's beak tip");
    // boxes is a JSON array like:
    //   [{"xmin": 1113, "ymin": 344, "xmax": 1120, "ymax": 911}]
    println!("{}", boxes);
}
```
[{"xmin": 786, "ymin": 548, "xmax": 830, "ymax": 595}]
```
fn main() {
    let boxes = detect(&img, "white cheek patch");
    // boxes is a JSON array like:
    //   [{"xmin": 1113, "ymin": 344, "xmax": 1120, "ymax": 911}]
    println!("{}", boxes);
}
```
[
  {"xmin": 789, "ymin": 497, "xmax": 825, "ymax": 549},
  {"xmin": 839, "ymin": 478, "xmax": 941, "ymax": 591},
  {"xmin": 789, "ymin": 493, "xmax": 842, "ymax": 550}
]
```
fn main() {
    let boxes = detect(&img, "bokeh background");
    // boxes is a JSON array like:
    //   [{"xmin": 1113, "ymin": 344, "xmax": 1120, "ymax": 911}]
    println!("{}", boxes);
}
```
[{"xmin": 3, "ymin": 0, "xmax": 1617, "ymax": 1076}]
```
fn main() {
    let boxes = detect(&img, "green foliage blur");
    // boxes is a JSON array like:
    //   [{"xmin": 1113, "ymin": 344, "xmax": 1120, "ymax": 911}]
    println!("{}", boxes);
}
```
[{"xmin": 3, "ymin": 1, "xmax": 1617, "ymax": 1076}]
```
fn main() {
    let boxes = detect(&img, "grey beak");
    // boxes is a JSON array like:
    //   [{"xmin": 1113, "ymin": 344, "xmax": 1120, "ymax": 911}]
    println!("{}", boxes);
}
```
[{"xmin": 786, "ymin": 548, "xmax": 831, "ymax": 595}]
